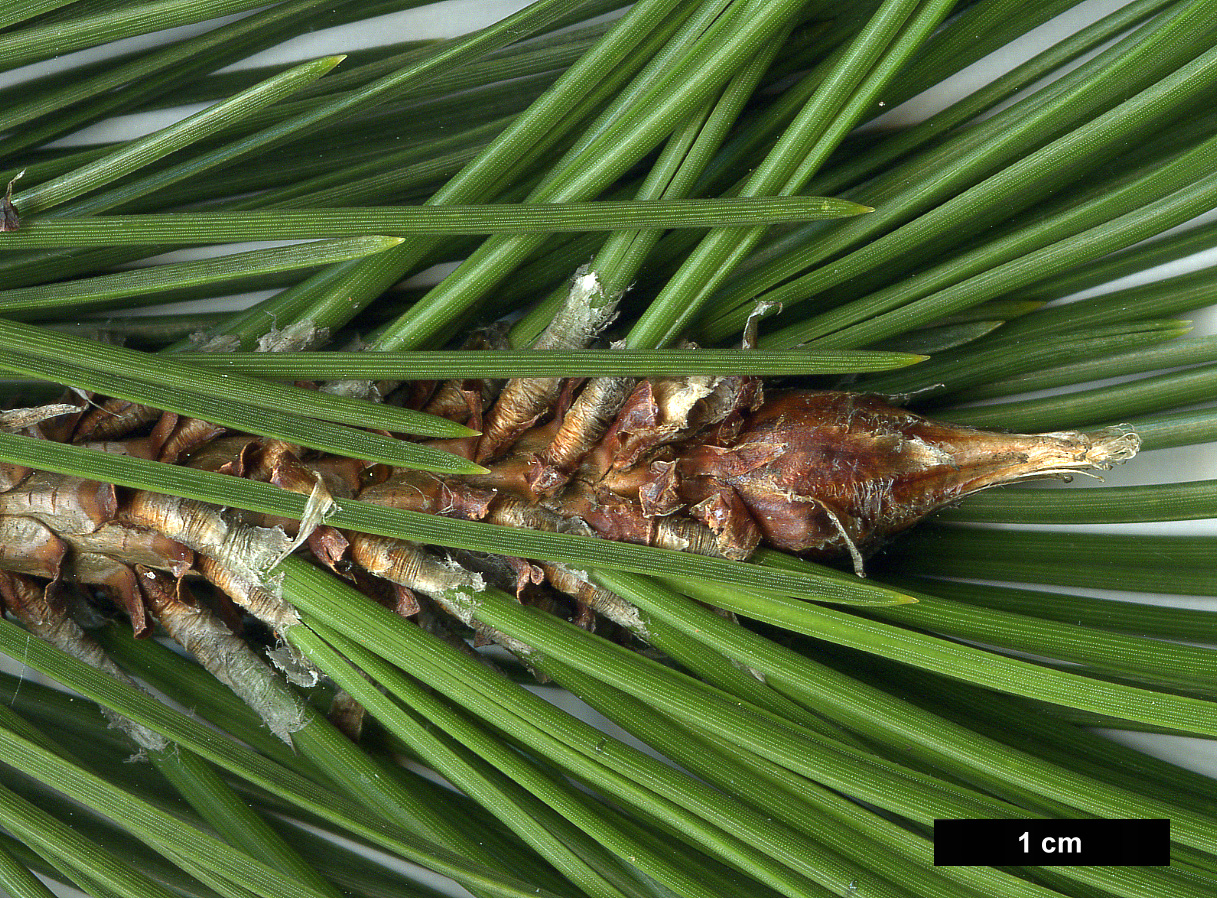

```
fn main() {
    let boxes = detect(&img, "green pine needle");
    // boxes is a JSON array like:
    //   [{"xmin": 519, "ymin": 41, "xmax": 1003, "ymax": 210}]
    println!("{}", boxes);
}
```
[{"xmin": 0, "ymin": 196, "xmax": 871, "ymax": 248}]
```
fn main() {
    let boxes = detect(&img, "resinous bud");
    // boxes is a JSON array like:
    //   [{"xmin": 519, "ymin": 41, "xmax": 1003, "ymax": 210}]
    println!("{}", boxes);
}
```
[{"xmin": 665, "ymin": 391, "xmax": 1138, "ymax": 563}]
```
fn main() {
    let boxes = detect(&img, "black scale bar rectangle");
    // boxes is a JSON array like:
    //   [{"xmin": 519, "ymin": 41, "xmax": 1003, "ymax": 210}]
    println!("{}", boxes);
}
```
[{"xmin": 934, "ymin": 819, "xmax": 1170, "ymax": 866}]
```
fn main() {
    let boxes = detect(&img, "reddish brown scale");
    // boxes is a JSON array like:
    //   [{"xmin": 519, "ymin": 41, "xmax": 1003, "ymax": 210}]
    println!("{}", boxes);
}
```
[
  {"xmin": 80, "ymin": 438, "xmax": 158, "ymax": 460},
  {"xmin": 156, "ymin": 416, "xmax": 227, "ymax": 464},
  {"xmin": 63, "ymin": 522, "xmax": 193, "ymax": 576},
  {"xmin": 201, "ymin": 578, "xmax": 248, "ymax": 638},
  {"xmin": 597, "ymin": 374, "xmax": 762, "ymax": 473},
  {"xmin": 358, "ymin": 469, "xmax": 497, "ymax": 520},
  {"xmin": 0, "ymin": 462, "xmax": 31, "ymax": 492},
  {"xmin": 422, "ymin": 380, "xmax": 483, "ymax": 425},
  {"xmin": 302, "ymin": 455, "xmax": 370, "ymax": 497},
  {"xmin": 37, "ymin": 401, "xmax": 86, "ymax": 444},
  {"xmin": 419, "ymin": 327, "xmax": 509, "ymax": 427},
  {"xmin": 307, "ymin": 525, "xmax": 351, "ymax": 572},
  {"xmin": 65, "ymin": 552, "xmax": 148, "ymax": 636},
  {"xmin": 0, "ymin": 573, "xmax": 74, "ymax": 652},
  {"xmin": 146, "ymin": 411, "xmax": 178, "ymax": 457},
  {"xmin": 0, "ymin": 573, "xmax": 44, "ymax": 623},
  {"xmin": 0, "ymin": 472, "xmax": 116, "ymax": 535},
  {"xmin": 392, "ymin": 583, "xmax": 421, "ymax": 617},
  {"xmin": 249, "ymin": 442, "xmax": 333, "ymax": 535},
  {"xmin": 0, "ymin": 571, "xmax": 85, "ymax": 660},
  {"xmin": 328, "ymin": 690, "xmax": 367, "ymax": 742},
  {"xmin": 556, "ymin": 481, "xmax": 724, "ymax": 556},
  {"xmin": 183, "ymin": 435, "xmax": 260, "ymax": 476},
  {"xmin": 73, "ymin": 398, "xmax": 160, "ymax": 442},
  {"xmin": 134, "ymin": 566, "xmax": 182, "ymax": 613},
  {"xmin": 266, "ymin": 445, "xmax": 367, "ymax": 534},
  {"xmin": 253, "ymin": 439, "xmax": 303, "ymax": 482},
  {"xmin": 500, "ymin": 555, "xmax": 546, "ymax": 598},
  {"xmin": 599, "ymin": 380, "xmax": 688, "ymax": 471},
  {"xmin": 0, "ymin": 517, "xmax": 66, "ymax": 579}
]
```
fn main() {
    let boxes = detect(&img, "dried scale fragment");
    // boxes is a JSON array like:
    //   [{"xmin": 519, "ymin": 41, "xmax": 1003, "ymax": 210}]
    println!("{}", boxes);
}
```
[
  {"xmin": 528, "ymin": 373, "xmax": 634, "ymax": 496},
  {"xmin": 0, "ymin": 170, "xmax": 22, "ymax": 233},
  {"xmin": 136, "ymin": 568, "xmax": 308, "ymax": 741},
  {"xmin": 0, "ymin": 404, "xmax": 79, "ymax": 434},
  {"xmin": 477, "ymin": 266, "xmax": 622, "ymax": 463}
]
